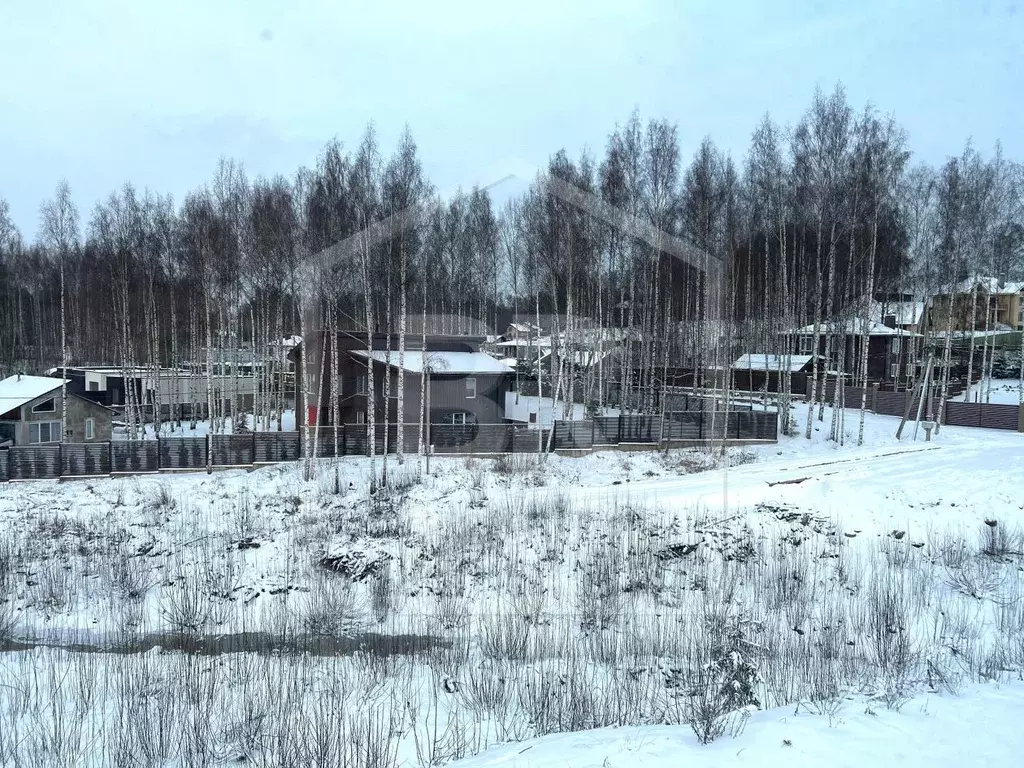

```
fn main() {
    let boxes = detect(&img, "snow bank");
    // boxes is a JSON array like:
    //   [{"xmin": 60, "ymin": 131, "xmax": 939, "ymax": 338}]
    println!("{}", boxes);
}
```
[{"xmin": 447, "ymin": 682, "xmax": 1024, "ymax": 768}]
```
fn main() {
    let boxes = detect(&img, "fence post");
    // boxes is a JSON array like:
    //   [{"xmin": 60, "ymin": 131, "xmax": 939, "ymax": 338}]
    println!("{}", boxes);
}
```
[
  {"xmin": 736, "ymin": 411, "xmax": 741, "ymax": 440},
  {"xmin": 698, "ymin": 410, "xmax": 703, "ymax": 441},
  {"xmin": 252, "ymin": 430, "xmax": 257, "ymax": 465},
  {"xmin": 57, "ymin": 442, "xmax": 63, "ymax": 480},
  {"xmin": 205, "ymin": 433, "xmax": 212, "ymax": 474}
]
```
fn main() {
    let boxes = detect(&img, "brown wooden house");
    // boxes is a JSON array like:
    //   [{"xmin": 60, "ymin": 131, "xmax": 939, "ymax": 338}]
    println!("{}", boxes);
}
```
[
  {"xmin": 290, "ymin": 333, "xmax": 514, "ymax": 428},
  {"xmin": 784, "ymin": 318, "xmax": 925, "ymax": 386}
]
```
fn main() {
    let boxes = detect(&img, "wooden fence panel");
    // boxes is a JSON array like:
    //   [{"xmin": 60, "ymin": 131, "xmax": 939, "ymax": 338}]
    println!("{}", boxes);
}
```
[{"xmin": 0, "ymin": 450, "xmax": 7, "ymax": 482}]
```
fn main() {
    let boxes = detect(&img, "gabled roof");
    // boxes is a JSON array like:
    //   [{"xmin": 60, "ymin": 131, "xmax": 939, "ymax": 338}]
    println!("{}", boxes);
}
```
[
  {"xmin": 352, "ymin": 350, "xmax": 513, "ymax": 375},
  {"xmin": 0, "ymin": 375, "xmax": 66, "ymax": 414},
  {"xmin": 733, "ymin": 354, "xmax": 815, "ymax": 372}
]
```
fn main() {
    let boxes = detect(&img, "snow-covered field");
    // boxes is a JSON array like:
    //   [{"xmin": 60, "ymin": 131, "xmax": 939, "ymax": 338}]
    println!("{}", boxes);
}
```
[{"xmin": 0, "ymin": 407, "xmax": 1022, "ymax": 766}]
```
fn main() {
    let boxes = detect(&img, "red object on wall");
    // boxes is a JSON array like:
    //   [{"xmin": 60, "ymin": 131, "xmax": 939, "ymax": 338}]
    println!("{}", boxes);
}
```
[{"xmin": 307, "ymin": 405, "xmax": 318, "ymax": 426}]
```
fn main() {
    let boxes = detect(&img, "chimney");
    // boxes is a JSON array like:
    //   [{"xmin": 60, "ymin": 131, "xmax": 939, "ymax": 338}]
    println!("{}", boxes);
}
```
[{"xmin": 883, "ymin": 314, "xmax": 897, "ymax": 330}]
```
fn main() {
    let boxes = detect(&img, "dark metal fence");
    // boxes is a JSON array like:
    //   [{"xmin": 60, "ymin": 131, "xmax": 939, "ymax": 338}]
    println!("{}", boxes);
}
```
[
  {"xmin": 111, "ymin": 441, "xmax": 159, "ymax": 474},
  {"xmin": 806, "ymin": 381, "xmax": 1022, "ymax": 431},
  {"xmin": 945, "ymin": 402, "xmax": 1021, "ymax": 430},
  {"xmin": 61, "ymin": 443, "xmax": 111, "ymax": 477},
  {"xmin": 8, "ymin": 445, "xmax": 60, "ymax": 480},
  {"xmin": 254, "ymin": 432, "xmax": 301, "ymax": 463},
  {"xmin": 553, "ymin": 421, "xmax": 594, "ymax": 450},
  {"xmin": 210, "ymin": 435, "xmax": 256, "ymax": 467},
  {"xmin": 159, "ymin": 437, "xmax": 208, "ymax": 470},
  {"xmin": 0, "ymin": 412, "xmax": 781, "ymax": 482},
  {"xmin": 559, "ymin": 411, "xmax": 778, "ymax": 449}
]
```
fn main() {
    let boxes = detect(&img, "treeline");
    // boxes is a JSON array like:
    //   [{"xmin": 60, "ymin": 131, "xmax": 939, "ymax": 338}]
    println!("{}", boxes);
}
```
[{"xmin": 1, "ymin": 84, "xmax": 1022, "ymax": 416}]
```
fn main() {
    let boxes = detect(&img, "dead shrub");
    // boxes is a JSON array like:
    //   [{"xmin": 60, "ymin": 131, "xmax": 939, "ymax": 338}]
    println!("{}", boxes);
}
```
[{"xmin": 300, "ymin": 576, "xmax": 365, "ymax": 637}]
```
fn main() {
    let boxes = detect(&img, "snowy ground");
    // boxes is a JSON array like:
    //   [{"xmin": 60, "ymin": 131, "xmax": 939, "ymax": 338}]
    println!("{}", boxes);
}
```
[
  {"xmin": 449, "ymin": 680, "xmax": 1024, "ymax": 767},
  {"xmin": 121, "ymin": 409, "xmax": 298, "ymax": 439},
  {"xmin": 0, "ymin": 406, "xmax": 1022, "ymax": 765},
  {"xmin": 950, "ymin": 377, "xmax": 1023, "ymax": 404}
]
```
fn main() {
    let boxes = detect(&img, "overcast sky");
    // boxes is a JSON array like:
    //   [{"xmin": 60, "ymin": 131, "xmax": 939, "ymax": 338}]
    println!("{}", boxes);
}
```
[{"xmin": 1, "ymin": 0, "xmax": 1021, "ymax": 239}]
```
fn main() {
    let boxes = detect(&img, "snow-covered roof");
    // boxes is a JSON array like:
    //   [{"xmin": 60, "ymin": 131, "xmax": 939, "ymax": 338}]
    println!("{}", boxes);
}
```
[
  {"xmin": 272, "ymin": 335, "xmax": 302, "ymax": 348},
  {"xmin": 932, "ymin": 328, "xmax": 1021, "ymax": 340},
  {"xmin": 733, "ymin": 354, "xmax": 815, "ymax": 372},
  {"xmin": 0, "ymin": 375, "xmax": 66, "ymax": 414},
  {"xmin": 947, "ymin": 277, "xmax": 1024, "ymax": 295},
  {"xmin": 495, "ymin": 337, "xmax": 554, "ymax": 349},
  {"xmin": 787, "ymin": 319, "xmax": 922, "ymax": 337},
  {"xmin": 352, "ymin": 350, "xmax": 513, "ymax": 375}
]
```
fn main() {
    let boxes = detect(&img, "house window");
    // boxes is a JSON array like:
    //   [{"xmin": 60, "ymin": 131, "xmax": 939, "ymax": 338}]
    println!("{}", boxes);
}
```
[
  {"xmin": 85, "ymin": 418, "xmax": 95, "ymax": 441},
  {"xmin": 356, "ymin": 374, "xmax": 368, "ymax": 395},
  {"xmin": 32, "ymin": 398, "xmax": 56, "ymax": 413},
  {"xmin": 906, "ymin": 363, "xmax": 914, "ymax": 377},
  {"xmin": 442, "ymin": 412, "xmax": 472, "ymax": 425},
  {"xmin": 797, "ymin": 335, "xmax": 813, "ymax": 355},
  {"xmin": 356, "ymin": 411, "xmax": 365, "ymax": 425},
  {"xmin": 28, "ymin": 421, "xmax": 61, "ymax": 444},
  {"xmin": 88, "ymin": 381, "xmax": 99, "ymax": 392},
  {"xmin": 891, "ymin": 337, "xmax": 901, "ymax": 355},
  {"xmin": 465, "ymin": 377, "xmax": 477, "ymax": 399},
  {"xmin": 889, "ymin": 363, "xmax": 899, "ymax": 380}
]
